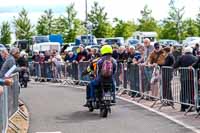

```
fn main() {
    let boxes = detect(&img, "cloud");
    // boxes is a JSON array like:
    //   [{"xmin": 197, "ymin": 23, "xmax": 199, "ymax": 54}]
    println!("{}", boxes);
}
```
[{"xmin": 0, "ymin": 5, "xmax": 66, "ymax": 13}]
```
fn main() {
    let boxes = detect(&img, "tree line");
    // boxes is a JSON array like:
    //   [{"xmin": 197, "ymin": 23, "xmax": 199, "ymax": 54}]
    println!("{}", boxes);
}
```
[{"xmin": 1, "ymin": 0, "xmax": 200, "ymax": 44}]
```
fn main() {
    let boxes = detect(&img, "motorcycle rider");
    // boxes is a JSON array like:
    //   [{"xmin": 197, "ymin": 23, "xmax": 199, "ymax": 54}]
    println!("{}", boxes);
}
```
[
  {"xmin": 82, "ymin": 57, "xmax": 100, "ymax": 106},
  {"xmin": 17, "ymin": 51, "xmax": 29, "ymax": 86},
  {"xmin": 17, "ymin": 51, "xmax": 29, "ymax": 67},
  {"xmin": 83, "ymin": 45, "xmax": 117, "ymax": 106}
]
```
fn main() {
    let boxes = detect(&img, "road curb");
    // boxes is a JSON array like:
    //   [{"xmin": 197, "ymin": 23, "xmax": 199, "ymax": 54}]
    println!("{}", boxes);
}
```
[{"xmin": 7, "ymin": 100, "xmax": 29, "ymax": 133}]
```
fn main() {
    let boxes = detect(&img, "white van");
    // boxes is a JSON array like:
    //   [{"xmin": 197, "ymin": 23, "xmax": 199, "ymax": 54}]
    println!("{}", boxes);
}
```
[
  {"xmin": 133, "ymin": 31, "xmax": 157, "ymax": 44},
  {"xmin": 33, "ymin": 42, "xmax": 61, "ymax": 53}
]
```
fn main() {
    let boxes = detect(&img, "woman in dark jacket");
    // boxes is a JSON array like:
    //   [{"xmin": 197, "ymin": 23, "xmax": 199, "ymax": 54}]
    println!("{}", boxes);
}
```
[
  {"xmin": 161, "ymin": 47, "xmax": 175, "ymax": 105},
  {"xmin": 174, "ymin": 47, "xmax": 198, "ymax": 111},
  {"xmin": 192, "ymin": 56, "xmax": 200, "ymax": 112},
  {"xmin": 162, "ymin": 47, "xmax": 175, "ymax": 66}
]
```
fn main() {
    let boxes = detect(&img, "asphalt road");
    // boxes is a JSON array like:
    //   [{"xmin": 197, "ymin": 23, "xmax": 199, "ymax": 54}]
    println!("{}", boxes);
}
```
[{"xmin": 20, "ymin": 83, "xmax": 194, "ymax": 133}]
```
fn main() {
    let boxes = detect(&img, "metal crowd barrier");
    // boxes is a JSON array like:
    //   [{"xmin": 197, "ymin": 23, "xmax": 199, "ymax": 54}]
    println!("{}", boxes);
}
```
[
  {"xmin": 123, "ymin": 63, "xmax": 140, "ymax": 95},
  {"xmin": 121, "ymin": 64, "xmax": 160, "ymax": 107},
  {"xmin": 139, "ymin": 65, "xmax": 160, "ymax": 100},
  {"xmin": 0, "ymin": 86, "xmax": 8, "ymax": 133},
  {"xmin": 78, "ymin": 61, "xmax": 90, "ymax": 83},
  {"xmin": 0, "ymin": 92, "xmax": 3, "ymax": 132},
  {"xmin": 194, "ymin": 69, "xmax": 200, "ymax": 117},
  {"xmin": 160, "ymin": 67, "xmax": 197, "ymax": 111},
  {"xmin": 0, "ymin": 73, "xmax": 20, "ymax": 133},
  {"xmin": 30, "ymin": 61, "xmax": 125, "ymax": 87},
  {"xmin": 31, "ymin": 61, "xmax": 64, "ymax": 82},
  {"xmin": 121, "ymin": 64, "xmax": 200, "ymax": 114},
  {"xmin": 8, "ymin": 73, "xmax": 20, "ymax": 117}
]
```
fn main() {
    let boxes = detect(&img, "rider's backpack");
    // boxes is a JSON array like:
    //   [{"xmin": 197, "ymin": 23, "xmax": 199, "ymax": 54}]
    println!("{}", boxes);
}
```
[{"xmin": 101, "ymin": 58, "xmax": 114, "ymax": 78}]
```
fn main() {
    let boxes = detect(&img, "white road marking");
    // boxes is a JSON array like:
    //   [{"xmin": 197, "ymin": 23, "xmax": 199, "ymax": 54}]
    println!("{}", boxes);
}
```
[
  {"xmin": 117, "ymin": 96, "xmax": 200, "ymax": 133},
  {"xmin": 36, "ymin": 132, "xmax": 62, "ymax": 133}
]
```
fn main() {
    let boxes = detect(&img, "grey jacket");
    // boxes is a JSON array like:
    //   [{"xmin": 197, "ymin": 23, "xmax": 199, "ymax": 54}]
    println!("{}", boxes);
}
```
[
  {"xmin": 144, "ymin": 45, "xmax": 154, "ymax": 61},
  {"xmin": 0, "ymin": 55, "xmax": 20, "ymax": 78}
]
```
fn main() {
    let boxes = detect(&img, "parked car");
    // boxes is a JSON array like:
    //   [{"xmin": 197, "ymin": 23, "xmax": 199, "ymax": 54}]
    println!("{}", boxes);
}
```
[
  {"xmin": 32, "ymin": 42, "xmax": 61, "ymax": 53},
  {"xmin": 75, "ymin": 35, "xmax": 97, "ymax": 46},
  {"xmin": 65, "ymin": 46, "xmax": 79, "ymax": 54},
  {"xmin": 183, "ymin": 37, "xmax": 200, "ymax": 47},
  {"xmin": 133, "ymin": 31, "xmax": 157, "ymax": 44},
  {"xmin": 127, "ymin": 39, "xmax": 139, "ymax": 46},
  {"xmin": 159, "ymin": 39, "xmax": 180, "ymax": 47},
  {"xmin": 97, "ymin": 38, "xmax": 105, "ymax": 45},
  {"xmin": 104, "ymin": 37, "xmax": 124, "ymax": 46},
  {"xmin": 13, "ymin": 40, "xmax": 29, "ymax": 52},
  {"xmin": 85, "ymin": 45, "xmax": 101, "ymax": 50}
]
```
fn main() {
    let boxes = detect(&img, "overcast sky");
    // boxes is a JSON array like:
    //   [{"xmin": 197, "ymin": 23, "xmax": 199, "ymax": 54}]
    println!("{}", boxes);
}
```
[{"xmin": 0, "ymin": 0, "xmax": 200, "ymax": 25}]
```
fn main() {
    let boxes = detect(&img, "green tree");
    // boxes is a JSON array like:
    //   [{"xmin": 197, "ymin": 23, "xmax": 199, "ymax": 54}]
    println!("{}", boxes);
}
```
[
  {"xmin": 13, "ymin": 8, "xmax": 34, "ymax": 40},
  {"xmin": 168, "ymin": 0, "xmax": 185, "ymax": 41},
  {"xmin": 196, "ymin": 8, "xmax": 200, "ymax": 36},
  {"xmin": 183, "ymin": 18, "xmax": 198, "ymax": 37},
  {"xmin": 88, "ymin": 2, "xmax": 113, "ymax": 38},
  {"xmin": 64, "ymin": 3, "xmax": 79, "ymax": 42},
  {"xmin": 0, "ymin": 21, "xmax": 11, "ymax": 44},
  {"xmin": 160, "ymin": 20, "xmax": 177, "ymax": 40},
  {"xmin": 36, "ymin": 9, "xmax": 55, "ymax": 35},
  {"xmin": 53, "ymin": 16, "xmax": 68, "ymax": 34},
  {"xmin": 137, "ymin": 5, "xmax": 158, "ymax": 32},
  {"xmin": 114, "ymin": 18, "xmax": 137, "ymax": 40},
  {"xmin": 54, "ymin": 4, "xmax": 86, "ymax": 43}
]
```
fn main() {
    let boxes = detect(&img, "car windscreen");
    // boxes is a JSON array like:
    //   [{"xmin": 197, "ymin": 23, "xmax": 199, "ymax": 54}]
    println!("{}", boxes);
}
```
[
  {"xmin": 35, "ymin": 36, "xmax": 49, "ymax": 43},
  {"xmin": 18, "ymin": 41, "xmax": 28, "ymax": 49},
  {"xmin": 81, "ymin": 36, "xmax": 94, "ymax": 43},
  {"xmin": 105, "ymin": 39, "xmax": 119, "ymax": 45},
  {"xmin": 129, "ymin": 40, "xmax": 139, "ymax": 45}
]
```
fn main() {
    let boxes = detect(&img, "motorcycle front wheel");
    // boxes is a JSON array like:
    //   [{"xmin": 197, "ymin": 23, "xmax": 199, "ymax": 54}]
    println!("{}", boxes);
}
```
[{"xmin": 100, "ymin": 107, "xmax": 108, "ymax": 118}]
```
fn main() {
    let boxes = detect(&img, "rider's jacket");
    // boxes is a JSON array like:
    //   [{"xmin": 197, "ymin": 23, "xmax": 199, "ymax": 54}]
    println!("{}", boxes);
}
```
[
  {"xmin": 97, "ymin": 55, "xmax": 117, "ymax": 81},
  {"xmin": 86, "ymin": 57, "xmax": 100, "ymax": 78}
]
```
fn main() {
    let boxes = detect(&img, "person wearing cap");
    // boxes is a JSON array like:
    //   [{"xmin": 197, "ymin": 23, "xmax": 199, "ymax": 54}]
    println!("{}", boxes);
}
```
[
  {"xmin": 146, "ymin": 42, "xmax": 166, "ymax": 66},
  {"xmin": 145, "ymin": 43, "xmax": 166, "ymax": 98},
  {"xmin": 174, "ymin": 46, "xmax": 197, "ymax": 112}
]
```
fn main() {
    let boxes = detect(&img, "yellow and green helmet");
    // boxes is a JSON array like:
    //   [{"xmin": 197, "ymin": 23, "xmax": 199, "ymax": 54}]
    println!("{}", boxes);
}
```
[{"xmin": 100, "ymin": 45, "xmax": 113, "ymax": 55}]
